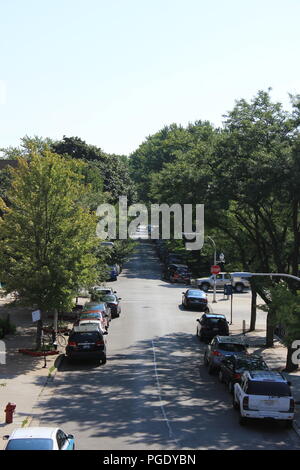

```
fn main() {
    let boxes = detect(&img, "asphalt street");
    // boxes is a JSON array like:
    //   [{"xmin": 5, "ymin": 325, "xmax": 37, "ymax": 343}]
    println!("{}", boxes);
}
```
[{"xmin": 32, "ymin": 240, "xmax": 300, "ymax": 450}]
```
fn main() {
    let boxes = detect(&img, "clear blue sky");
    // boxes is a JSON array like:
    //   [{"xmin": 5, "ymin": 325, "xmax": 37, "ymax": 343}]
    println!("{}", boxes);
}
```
[{"xmin": 1, "ymin": 0, "xmax": 299, "ymax": 155}]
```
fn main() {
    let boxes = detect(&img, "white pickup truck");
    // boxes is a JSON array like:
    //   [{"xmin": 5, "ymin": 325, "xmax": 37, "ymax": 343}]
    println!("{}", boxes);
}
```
[
  {"xmin": 233, "ymin": 370, "xmax": 295, "ymax": 427},
  {"xmin": 193, "ymin": 272, "xmax": 250, "ymax": 293}
]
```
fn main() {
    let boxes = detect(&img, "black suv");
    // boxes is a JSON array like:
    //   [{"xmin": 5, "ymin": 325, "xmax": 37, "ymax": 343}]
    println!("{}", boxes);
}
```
[
  {"xmin": 66, "ymin": 329, "xmax": 107, "ymax": 364},
  {"xmin": 196, "ymin": 314, "xmax": 229, "ymax": 342},
  {"xmin": 218, "ymin": 354, "xmax": 269, "ymax": 393}
]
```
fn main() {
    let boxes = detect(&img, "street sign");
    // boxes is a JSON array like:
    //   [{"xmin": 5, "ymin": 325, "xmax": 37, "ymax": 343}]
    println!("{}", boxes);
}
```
[
  {"xmin": 32, "ymin": 310, "xmax": 41, "ymax": 322},
  {"xmin": 211, "ymin": 265, "xmax": 220, "ymax": 275}
]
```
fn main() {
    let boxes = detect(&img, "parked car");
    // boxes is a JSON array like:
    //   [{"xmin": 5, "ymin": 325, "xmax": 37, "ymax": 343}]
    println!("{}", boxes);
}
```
[
  {"xmin": 193, "ymin": 272, "xmax": 250, "ymax": 293},
  {"xmin": 90, "ymin": 286, "xmax": 117, "ymax": 296},
  {"xmin": 218, "ymin": 354, "xmax": 269, "ymax": 393},
  {"xmin": 77, "ymin": 311, "xmax": 108, "ymax": 331},
  {"xmin": 3, "ymin": 427, "xmax": 75, "ymax": 450},
  {"xmin": 182, "ymin": 289, "xmax": 208, "ymax": 311},
  {"xmin": 196, "ymin": 314, "xmax": 229, "ymax": 342},
  {"xmin": 84, "ymin": 301, "xmax": 112, "ymax": 323},
  {"xmin": 66, "ymin": 326, "xmax": 107, "ymax": 364},
  {"xmin": 203, "ymin": 336, "xmax": 248, "ymax": 374},
  {"xmin": 102, "ymin": 294, "xmax": 122, "ymax": 318},
  {"xmin": 233, "ymin": 370, "xmax": 294, "ymax": 427},
  {"xmin": 164, "ymin": 264, "xmax": 191, "ymax": 284},
  {"xmin": 106, "ymin": 265, "xmax": 118, "ymax": 281}
]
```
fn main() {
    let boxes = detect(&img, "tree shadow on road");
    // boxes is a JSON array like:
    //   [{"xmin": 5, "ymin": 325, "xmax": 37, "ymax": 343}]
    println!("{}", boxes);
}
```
[{"xmin": 32, "ymin": 332, "xmax": 296, "ymax": 450}]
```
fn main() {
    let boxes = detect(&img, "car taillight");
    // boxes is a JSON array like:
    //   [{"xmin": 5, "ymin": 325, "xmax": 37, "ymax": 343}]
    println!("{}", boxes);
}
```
[
  {"xmin": 212, "ymin": 351, "xmax": 222, "ymax": 356},
  {"xmin": 243, "ymin": 397, "xmax": 249, "ymax": 410},
  {"xmin": 233, "ymin": 373, "xmax": 241, "ymax": 380},
  {"xmin": 68, "ymin": 341, "xmax": 77, "ymax": 347},
  {"xmin": 96, "ymin": 340, "xmax": 104, "ymax": 346},
  {"xmin": 289, "ymin": 399, "xmax": 295, "ymax": 412}
]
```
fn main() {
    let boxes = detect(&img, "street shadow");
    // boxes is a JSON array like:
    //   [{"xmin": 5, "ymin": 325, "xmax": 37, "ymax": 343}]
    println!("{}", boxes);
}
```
[{"xmin": 32, "ymin": 332, "xmax": 296, "ymax": 450}]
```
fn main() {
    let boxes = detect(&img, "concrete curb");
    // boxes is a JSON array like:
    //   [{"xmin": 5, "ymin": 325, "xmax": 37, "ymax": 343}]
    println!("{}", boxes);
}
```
[{"xmin": 22, "ymin": 353, "xmax": 65, "ymax": 428}]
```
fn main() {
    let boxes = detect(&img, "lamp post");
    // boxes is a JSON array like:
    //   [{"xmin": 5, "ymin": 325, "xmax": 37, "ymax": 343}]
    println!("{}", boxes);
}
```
[{"xmin": 207, "ymin": 237, "xmax": 217, "ymax": 303}]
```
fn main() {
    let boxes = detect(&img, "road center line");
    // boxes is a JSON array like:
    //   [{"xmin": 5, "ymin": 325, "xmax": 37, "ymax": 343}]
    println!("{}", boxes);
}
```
[{"xmin": 151, "ymin": 340, "xmax": 179, "ymax": 446}]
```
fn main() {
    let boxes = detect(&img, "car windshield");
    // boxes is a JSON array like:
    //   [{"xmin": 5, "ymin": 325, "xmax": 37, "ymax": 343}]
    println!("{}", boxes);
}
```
[
  {"xmin": 188, "ymin": 291, "xmax": 204, "ymax": 298},
  {"xmin": 102, "ymin": 295, "xmax": 117, "ymax": 302},
  {"xmin": 206, "ymin": 318, "xmax": 226, "ymax": 324},
  {"xmin": 236, "ymin": 358, "xmax": 268, "ymax": 370},
  {"xmin": 85, "ymin": 303, "xmax": 106, "ymax": 310},
  {"xmin": 70, "ymin": 332, "xmax": 101, "ymax": 342},
  {"xmin": 6, "ymin": 438, "xmax": 53, "ymax": 450},
  {"xmin": 247, "ymin": 381, "xmax": 291, "ymax": 396},
  {"xmin": 218, "ymin": 343, "xmax": 246, "ymax": 352},
  {"xmin": 80, "ymin": 313, "xmax": 102, "ymax": 319}
]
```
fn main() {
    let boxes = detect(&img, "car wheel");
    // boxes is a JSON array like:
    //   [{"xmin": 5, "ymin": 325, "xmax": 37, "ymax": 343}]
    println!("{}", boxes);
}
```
[
  {"xmin": 101, "ymin": 356, "xmax": 107, "ymax": 365},
  {"xmin": 285, "ymin": 420, "xmax": 293, "ymax": 429},
  {"xmin": 228, "ymin": 381, "xmax": 233, "ymax": 394},
  {"xmin": 218, "ymin": 370, "xmax": 224, "ymax": 383},
  {"xmin": 235, "ymin": 283, "xmax": 244, "ymax": 293},
  {"xmin": 201, "ymin": 283, "xmax": 210, "ymax": 292},
  {"xmin": 208, "ymin": 363, "xmax": 215, "ymax": 375},
  {"xmin": 203, "ymin": 352, "xmax": 209, "ymax": 366}
]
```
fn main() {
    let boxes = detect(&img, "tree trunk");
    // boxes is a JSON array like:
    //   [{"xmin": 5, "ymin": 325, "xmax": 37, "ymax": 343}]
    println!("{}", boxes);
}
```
[
  {"xmin": 249, "ymin": 286, "xmax": 257, "ymax": 331},
  {"xmin": 284, "ymin": 345, "xmax": 299, "ymax": 372},
  {"xmin": 266, "ymin": 311, "xmax": 274, "ymax": 348},
  {"xmin": 36, "ymin": 316, "xmax": 43, "ymax": 350}
]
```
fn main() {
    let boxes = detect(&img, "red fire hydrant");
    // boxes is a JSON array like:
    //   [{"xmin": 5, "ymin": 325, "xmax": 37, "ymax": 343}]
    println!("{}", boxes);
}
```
[{"xmin": 5, "ymin": 402, "xmax": 16, "ymax": 424}]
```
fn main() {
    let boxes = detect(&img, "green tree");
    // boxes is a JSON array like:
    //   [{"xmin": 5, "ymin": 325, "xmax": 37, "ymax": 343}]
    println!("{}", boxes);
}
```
[
  {"xmin": 0, "ymin": 150, "xmax": 99, "ymax": 349},
  {"xmin": 260, "ymin": 283, "xmax": 300, "ymax": 372}
]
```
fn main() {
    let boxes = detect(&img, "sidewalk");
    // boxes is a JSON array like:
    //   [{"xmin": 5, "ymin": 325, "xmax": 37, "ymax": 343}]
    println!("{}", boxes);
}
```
[{"xmin": 0, "ymin": 300, "xmax": 65, "ymax": 450}]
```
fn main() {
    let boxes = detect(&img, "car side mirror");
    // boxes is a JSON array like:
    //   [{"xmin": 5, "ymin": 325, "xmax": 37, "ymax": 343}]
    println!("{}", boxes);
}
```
[
  {"xmin": 196, "ymin": 318, "xmax": 200, "ymax": 323},
  {"xmin": 103, "ymin": 331, "xmax": 108, "ymax": 335},
  {"xmin": 67, "ymin": 434, "xmax": 74, "ymax": 440},
  {"xmin": 3, "ymin": 435, "xmax": 9, "ymax": 440},
  {"xmin": 118, "ymin": 297, "xmax": 122, "ymax": 300}
]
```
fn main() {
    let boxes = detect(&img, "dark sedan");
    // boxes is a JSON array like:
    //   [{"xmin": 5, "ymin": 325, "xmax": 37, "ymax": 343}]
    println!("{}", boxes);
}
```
[
  {"xmin": 182, "ymin": 289, "xmax": 208, "ymax": 311},
  {"xmin": 102, "ymin": 294, "xmax": 122, "ymax": 318},
  {"xmin": 218, "ymin": 354, "xmax": 269, "ymax": 393}
]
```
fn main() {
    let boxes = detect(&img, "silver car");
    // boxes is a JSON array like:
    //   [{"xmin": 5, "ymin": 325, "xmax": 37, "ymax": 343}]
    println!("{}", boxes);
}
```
[{"xmin": 203, "ymin": 336, "xmax": 248, "ymax": 374}]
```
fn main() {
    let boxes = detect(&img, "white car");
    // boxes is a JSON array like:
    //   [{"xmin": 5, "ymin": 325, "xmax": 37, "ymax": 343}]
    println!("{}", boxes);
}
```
[
  {"xmin": 233, "ymin": 370, "xmax": 295, "ymax": 427},
  {"xmin": 3, "ymin": 427, "xmax": 75, "ymax": 450}
]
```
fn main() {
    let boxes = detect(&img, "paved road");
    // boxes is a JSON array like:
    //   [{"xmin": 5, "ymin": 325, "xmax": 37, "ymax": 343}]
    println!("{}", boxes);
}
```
[{"xmin": 33, "ymin": 241, "xmax": 300, "ymax": 450}]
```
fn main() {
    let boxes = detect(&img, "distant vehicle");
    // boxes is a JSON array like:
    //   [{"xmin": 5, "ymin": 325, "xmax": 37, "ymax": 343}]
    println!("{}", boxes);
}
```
[
  {"xmin": 101, "ymin": 242, "xmax": 114, "ymax": 249},
  {"xmin": 3, "ymin": 427, "xmax": 75, "ymax": 450},
  {"xmin": 66, "ymin": 329, "xmax": 107, "ymax": 364},
  {"xmin": 90, "ymin": 286, "xmax": 117, "ymax": 296},
  {"xmin": 233, "ymin": 370, "xmax": 295, "ymax": 427},
  {"xmin": 193, "ymin": 273, "xmax": 250, "ymax": 293},
  {"xmin": 182, "ymin": 289, "xmax": 208, "ymax": 311},
  {"xmin": 164, "ymin": 264, "xmax": 191, "ymax": 284},
  {"xmin": 78, "ymin": 311, "xmax": 108, "ymax": 331},
  {"xmin": 83, "ymin": 302, "xmax": 112, "ymax": 324},
  {"xmin": 218, "ymin": 354, "xmax": 269, "ymax": 393},
  {"xmin": 106, "ymin": 265, "xmax": 118, "ymax": 281},
  {"xmin": 196, "ymin": 313, "xmax": 229, "ymax": 342},
  {"xmin": 203, "ymin": 336, "xmax": 248, "ymax": 374},
  {"xmin": 102, "ymin": 294, "xmax": 122, "ymax": 318}
]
